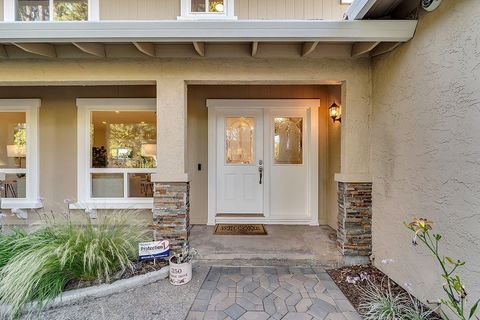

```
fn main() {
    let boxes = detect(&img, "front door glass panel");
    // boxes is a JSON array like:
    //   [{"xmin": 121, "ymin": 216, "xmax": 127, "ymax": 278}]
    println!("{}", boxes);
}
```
[
  {"xmin": 274, "ymin": 117, "xmax": 303, "ymax": 164},
  {"xmin": 225, "ymin": 117, "xmax": 255, "ymax": 164}
]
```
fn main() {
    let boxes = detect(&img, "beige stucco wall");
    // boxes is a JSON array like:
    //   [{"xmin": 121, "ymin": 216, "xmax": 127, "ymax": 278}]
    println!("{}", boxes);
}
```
[
  {"xmin": 327, "ymin": 85, "xmax": 341, "ymax": 229},
  {"xmin": 187, "ymin": 84, "xmax": 340, "ymax": 225},
  {"xmin": 371, "ymin": 0, "xmax": 480, "ymax": 308},
  {"xmin": 99, "ymin": 0, "xmax": 348, "ymax": 20}
]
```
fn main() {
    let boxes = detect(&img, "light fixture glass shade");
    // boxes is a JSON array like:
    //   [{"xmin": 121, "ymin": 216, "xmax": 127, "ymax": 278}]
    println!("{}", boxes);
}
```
[
  {"xmin": 7, "ymin": 144, "xmax": 26, "ymax": 158},
  {"xmin": 329, "ymin": 102, "xmax": 341, "ymax": 121},
  {"xmin": 141, "ymin": 144, "xmax": 157, "ymax": 157}
]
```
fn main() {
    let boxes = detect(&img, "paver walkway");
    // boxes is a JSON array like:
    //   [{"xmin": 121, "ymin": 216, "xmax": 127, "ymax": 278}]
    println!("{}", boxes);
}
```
[{"xmin": 186, "ymin": 266, "xmax": 361, "ymax": 320}]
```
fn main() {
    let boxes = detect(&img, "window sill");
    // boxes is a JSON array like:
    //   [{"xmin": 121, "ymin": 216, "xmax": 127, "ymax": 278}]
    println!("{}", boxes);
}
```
[
  {"xmin": 69, "ymin": 199, "xmax": 153, "ymax": 210},
  {"xmin": 1, "ymin": 200, "xmax": 43, "ymax": 209},
  {"xmin": 176, "ymin": 15, "xmax": 238, "ymax": 20}
]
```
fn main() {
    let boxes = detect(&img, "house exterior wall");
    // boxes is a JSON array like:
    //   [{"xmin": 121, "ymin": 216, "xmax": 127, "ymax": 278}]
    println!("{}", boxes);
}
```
[
  {"xmin": 0, "ymin": 58, "xmax": 371, "ymax": 226},
  {"xmin": 98, "ymin": 0, "xmax": 348, "ymax": 20},
  {"xmin": 371, "ymin": 0, "xmax": 480, "ymax": 307},
  {"xmin": 187, "ymin": 84, "xmax": 339, "ymax": 225},
  {"xmin": 327, "ymin": 85, "xmax": 341, "ymax": 229},
  {"xmin": 99, "ymin": 0, "xmax": 180, "ymax": 20}
]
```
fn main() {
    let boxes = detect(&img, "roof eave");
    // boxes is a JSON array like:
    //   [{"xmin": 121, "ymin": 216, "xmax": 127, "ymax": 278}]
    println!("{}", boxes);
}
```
[{"xmin": 0, "ymin": 20, "xmax": 418, "ymax": 43}]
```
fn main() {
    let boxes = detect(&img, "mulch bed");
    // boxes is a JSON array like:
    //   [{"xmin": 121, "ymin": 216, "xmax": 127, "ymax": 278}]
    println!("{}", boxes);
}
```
[
  {"xmin": 327, "ymin": 264, "xmax": 441, "ymax": 319},
  {"xmin": 64, "ymin": 259, "xmax": 169, "ymax": 291}
]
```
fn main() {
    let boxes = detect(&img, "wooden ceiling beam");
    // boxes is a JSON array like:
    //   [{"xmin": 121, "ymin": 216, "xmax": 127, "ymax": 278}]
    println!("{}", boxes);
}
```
[
  {"xmin": 133, "ymin": 42, "xmax": 156, "ymax": 57},
  {"xmin": 351, "ymin": 42, "xmax": 380, "ymax": 58},
  {"xmin": 73, "ymin": 42, "xmax": 105, "ymax": 58},
  {"xmin": 13, "ymin": 43, "xmax": 56, "ymax": 58},
  {"xmin": 302, "ymin": 41, "xmax": 319, "ymax": 57},
  {"xmin": 193, "ymin": 42, "xmax": 205, "ymax": 57},
  {"xmin": 251, "ymin": 42, "xmax": 259, "ymax": 57},
  {"xmin": 370, "ymin": 42, "xmax": 401, "ymax": 57}
]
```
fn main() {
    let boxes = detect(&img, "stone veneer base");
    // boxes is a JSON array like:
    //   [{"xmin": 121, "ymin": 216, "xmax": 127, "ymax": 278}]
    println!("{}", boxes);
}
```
[
  {"xmin": 152, "ymin": 182, "xmax": 190, "ymax": 253},
  {"xmin": 337, "ymin": 181, "xmax": 372, "ymax": 257}
]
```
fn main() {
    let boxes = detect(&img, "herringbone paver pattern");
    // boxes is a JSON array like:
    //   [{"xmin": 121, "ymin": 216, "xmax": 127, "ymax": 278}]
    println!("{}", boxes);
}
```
[{"xmin": 186, "ymin": 267, "xmax": 361, "ymax": 320}]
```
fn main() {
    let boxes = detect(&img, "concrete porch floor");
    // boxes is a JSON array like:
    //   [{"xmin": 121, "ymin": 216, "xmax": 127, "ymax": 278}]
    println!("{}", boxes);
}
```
[{"xmin": 191, "ymin": 225, "xmax": 344, "ymax": 267}]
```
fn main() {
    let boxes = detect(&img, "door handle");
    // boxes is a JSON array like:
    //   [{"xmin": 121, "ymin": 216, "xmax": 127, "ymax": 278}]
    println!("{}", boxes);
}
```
[{"xmin": 258, "ymin": 160, "xmax": 263, "ymax": 184}]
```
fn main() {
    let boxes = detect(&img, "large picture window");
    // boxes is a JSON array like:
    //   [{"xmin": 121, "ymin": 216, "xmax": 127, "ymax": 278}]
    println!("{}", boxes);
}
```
[
  {"xmin": 75, "ymin": 99, "xmax": 156, "ymax": 209},
  {"xmin": 0, "ymin": 99, "xmax": 41, "ymax": 209}
]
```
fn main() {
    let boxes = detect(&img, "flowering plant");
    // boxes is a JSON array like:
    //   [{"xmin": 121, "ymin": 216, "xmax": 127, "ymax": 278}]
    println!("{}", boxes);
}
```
[
  {"xmin": 171, "ymin": 244, "xmax": 199, "ymax": 264},
  {"xmin": 405, "ymin": 218, "xmax": 479, "ymax": 320}
]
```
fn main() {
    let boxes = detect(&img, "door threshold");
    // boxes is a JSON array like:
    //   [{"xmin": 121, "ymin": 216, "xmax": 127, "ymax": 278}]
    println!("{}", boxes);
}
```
[{"xmin": 216, "ymin": 213, "xmax": 265, "ymax": 218}]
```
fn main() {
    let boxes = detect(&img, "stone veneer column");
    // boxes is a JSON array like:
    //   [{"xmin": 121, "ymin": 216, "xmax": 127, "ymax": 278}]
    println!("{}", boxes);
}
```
[
  {"xmin": 337, "ymin": 182, "xmax": 372, "ymax": 260},
  {"xmin": 152, "ymin": 182, "xmax": 190, "ymax": 254}
]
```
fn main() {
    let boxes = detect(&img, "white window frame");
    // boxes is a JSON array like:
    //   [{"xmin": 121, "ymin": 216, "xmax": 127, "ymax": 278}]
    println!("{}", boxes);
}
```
[
  {"xmin": 178, "ymin": 0, "xmax": 237, "ymax": 20},
  {"xmin": 3, "ymin": 0, "xmax": 99, "ymax": 22},
  {"xmin": 0, "ymin": 99, "xmax": 42, "ymax": 209},
  {"xmin": 72, "ymin": 98, "xmax": 156, "ymax": 210}
]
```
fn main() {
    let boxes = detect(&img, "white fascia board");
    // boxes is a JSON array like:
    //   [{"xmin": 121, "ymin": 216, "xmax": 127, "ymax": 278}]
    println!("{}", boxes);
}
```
[
  {"xmin": 0, "ymin": 20, "xmax": 417, "ymax": 43},
  {"xmin": 345, "ymin": 0, "xmax": 378, "ymax": 20}
]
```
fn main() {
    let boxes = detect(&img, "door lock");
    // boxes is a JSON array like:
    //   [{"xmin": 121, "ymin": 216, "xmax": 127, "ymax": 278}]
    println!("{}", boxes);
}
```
[{"xmin": 258, "ymin": 160, "xmax": 263, "ymax": 184}]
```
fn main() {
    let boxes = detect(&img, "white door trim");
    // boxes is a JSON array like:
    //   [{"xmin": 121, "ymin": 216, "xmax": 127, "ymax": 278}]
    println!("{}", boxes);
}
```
[{"xmin": 207, "ymin": 99, "xmax": 320, "ymax": 226}]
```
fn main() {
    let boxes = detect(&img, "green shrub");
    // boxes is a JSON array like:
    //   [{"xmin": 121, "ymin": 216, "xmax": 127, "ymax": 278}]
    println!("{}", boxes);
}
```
[{"xmin": 0, "ymin": 210, "xmax": 149, "ymax": 319}]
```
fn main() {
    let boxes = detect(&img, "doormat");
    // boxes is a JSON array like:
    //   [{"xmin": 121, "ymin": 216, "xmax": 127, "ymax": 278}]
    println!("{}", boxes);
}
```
[{"xmin": 214, "ymin": 224, "xmax": 267, "ymax": 235}]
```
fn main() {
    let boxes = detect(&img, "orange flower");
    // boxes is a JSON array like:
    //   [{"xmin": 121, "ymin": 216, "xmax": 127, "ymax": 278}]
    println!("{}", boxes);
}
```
[
  {"xmin": 408, "ymin": 218, "xmax": 433, "ymax": 245},
  {"xmin": 409, "ymin": 218, "xmax": 433, "ymax": 233}
]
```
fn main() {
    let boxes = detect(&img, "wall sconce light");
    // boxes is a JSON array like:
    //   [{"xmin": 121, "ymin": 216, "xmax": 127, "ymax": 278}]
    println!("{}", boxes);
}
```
[{"xmin": 329, "ymin": 102, "xmax": 341, "ymax": 123}]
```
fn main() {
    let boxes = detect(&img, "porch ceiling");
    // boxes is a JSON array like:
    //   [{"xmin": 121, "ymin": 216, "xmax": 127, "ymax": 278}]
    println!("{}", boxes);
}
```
[{"xmin": 0, "ymin": 20, "xmax": 417, "ymax": 59}]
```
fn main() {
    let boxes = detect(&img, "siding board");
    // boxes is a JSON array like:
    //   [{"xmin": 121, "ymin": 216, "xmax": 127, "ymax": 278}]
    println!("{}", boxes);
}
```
[
  {"xmin": 313, "ymin": 0, "xmax": 323, "ymax": 19},
  {"xmin": 304, "ymin": 0, "xmax": 315, "ymax": 19},
  {"xmin": 98, "ymin": 0, "xmax": 346, "ymax": 20},
  {"xmin": 294, "ymin": 0, "xmax": 304, "ymax": 19},
  {"xmin": 248, "ymin": 0, "xmax": 258, "ymax": 19},
  {"xmin": 0, "ymin": 0, "xmax": 4, "ymax": 21},
  {"xmin": 285, "ymin": 0, "xmax": 296, "ymax": 19},
  {"xmin": 257, "ymin": 0, "xmax": 268, "ymax": 19},
  {"xmin": 100, "ymin": 0, "xmax": 179, "ymax": 20}
]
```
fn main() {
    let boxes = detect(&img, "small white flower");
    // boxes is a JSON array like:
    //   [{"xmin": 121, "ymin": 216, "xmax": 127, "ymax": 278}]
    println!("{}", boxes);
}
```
[
  {"xmin": 346, "ymin": 276, "xmax": 360, "ymax": 284},
  {"xmin": 360, "ymin": 272, "xmax": 370, "ymax": 281},
  {"xmin": 63, "ymin": 198, "xmax": 72, "ymax": 204},
  {"xmin": 381, "ymin": 258, "xmax": 395, "ymax": 265},
  {"xmin": 346, "ymin": 276, "xmax": 356, "ymax": 284}
]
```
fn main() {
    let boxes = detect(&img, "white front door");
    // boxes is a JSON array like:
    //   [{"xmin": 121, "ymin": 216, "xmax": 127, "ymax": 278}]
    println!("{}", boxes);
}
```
[
  {"xmin": 216, "ymin": 109, "xmax": 264, "ymax": 214},
  {"xmin": 208, "ymin": 99, "xmax": 319, "ymax": 225}
]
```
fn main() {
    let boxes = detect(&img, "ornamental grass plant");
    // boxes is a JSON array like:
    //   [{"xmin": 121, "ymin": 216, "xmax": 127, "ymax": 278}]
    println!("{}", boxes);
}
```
[
  {"xmin": 359, "ymin": 278, "xmax": 409, "ymax": 320},
  {"xmin": 0, "ymin": 209, "xmax": 149, "ymax": 319}
]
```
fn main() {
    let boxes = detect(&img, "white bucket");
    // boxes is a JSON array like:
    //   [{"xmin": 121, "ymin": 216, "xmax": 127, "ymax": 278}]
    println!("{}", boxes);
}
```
[{"xmin": 169, "ymin": 256, "xmax": 192, "ymax": 286}]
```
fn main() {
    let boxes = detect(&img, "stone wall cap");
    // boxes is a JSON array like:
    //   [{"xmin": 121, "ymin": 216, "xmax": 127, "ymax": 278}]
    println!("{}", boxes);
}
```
[
  {"xmin": 151, "ymin": 173, "xmax": 190, "ymax": 183},
  {"xmin": 335, "ymin": 173, "xmax": 372, "ymax": 183}
]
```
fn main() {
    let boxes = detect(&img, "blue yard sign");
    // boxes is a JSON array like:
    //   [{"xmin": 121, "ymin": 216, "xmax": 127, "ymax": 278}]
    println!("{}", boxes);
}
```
[{"xmin": 138, "ymin": 240, "xmax": 170, "ymax": 261}]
